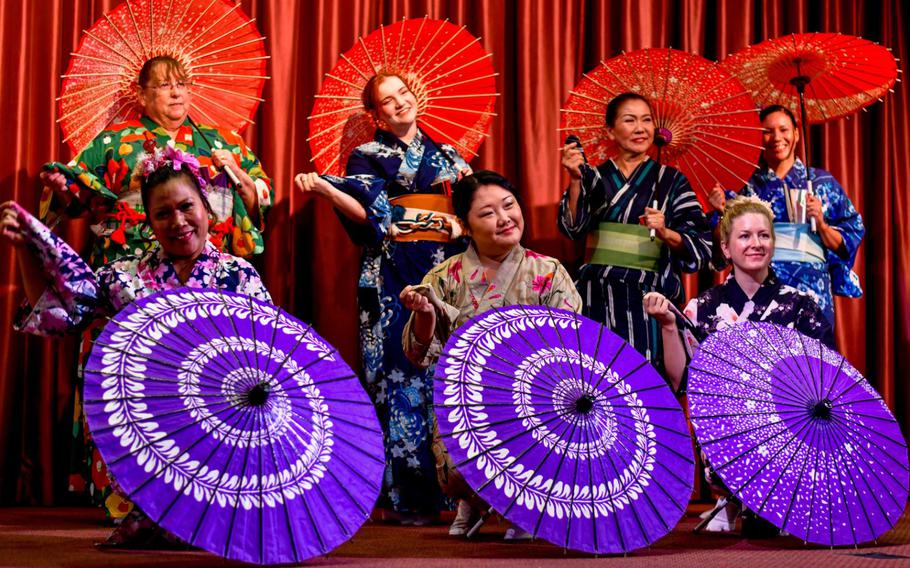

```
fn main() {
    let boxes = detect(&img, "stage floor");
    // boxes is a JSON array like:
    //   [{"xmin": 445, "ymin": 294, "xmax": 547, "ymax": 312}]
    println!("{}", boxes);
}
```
[{"xmin": 1, "ymin": 506, "xmax": 909, "ymax": 567}]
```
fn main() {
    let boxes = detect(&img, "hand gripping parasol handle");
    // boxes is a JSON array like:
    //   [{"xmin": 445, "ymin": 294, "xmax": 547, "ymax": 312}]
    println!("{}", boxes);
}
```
[{"xmin": 187, "ymin": 115, "xmax": 241, "ymax": 187}]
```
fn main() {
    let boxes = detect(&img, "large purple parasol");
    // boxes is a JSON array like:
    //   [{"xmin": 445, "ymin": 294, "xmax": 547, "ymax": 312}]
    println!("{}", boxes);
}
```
[
  {"xmin": 688, "ymin": 321, "xmax": 909, "ymax": 546},
  {"xmin": 83, "ymin": 289, "xmax": 384, "ymax": 564},
  {"xmin": 434, "ymin": 305, "xmax": 694, "ymax": 554}
]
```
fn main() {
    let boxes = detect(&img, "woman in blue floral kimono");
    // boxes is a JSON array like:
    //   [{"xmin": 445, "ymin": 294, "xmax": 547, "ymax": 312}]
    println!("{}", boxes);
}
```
[
  {"xmin": 2, "ymin": 147, "xmax": 270, "ymax": 546},
  {"xmin": 558, "ymin": 92, "xmax": 712, "ymax": 369},
  {"xmin": 295, "ymin": 71, "xmax": 470, "ymax": 523},
  {"xmin": 707, "ymin": 105, "xmax": 865, "ymax": 326},
  {"xmin": 645, "ymin": 196, "xmax": 832, "ymax": 534}
]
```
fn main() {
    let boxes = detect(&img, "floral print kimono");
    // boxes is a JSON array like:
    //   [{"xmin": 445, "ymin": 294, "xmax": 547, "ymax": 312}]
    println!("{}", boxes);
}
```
[
  {"xmin": 558, "ymin": 158, "xmax": 712, "ymax": 369},
  {"xmin": 401, "ymin": 243, "xmax": 582, "ymax": 499},
  {"xmin": 733, "ymin": 159, "xmax": 865, "ymax": 325},
  {"xmin": 322, "ymin": 128, "xmax": 469, "ymax": 516},
  {"xmin": 11, "ymin": 203, "xmax": 270, "ymax": 517},
  {"xmin": 42, "ymin": 116, "xmax": 273, "ymax": 266}
]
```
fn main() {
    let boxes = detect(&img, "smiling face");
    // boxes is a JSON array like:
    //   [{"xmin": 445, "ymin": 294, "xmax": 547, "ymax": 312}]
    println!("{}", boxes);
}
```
[
  {"xmin": 138, "ymin": 61, "xmax": 191, "ymax": 129},
  {"xmin": 606, "ymin": 98, "xmax": 654, "ymax": 157},
  {"xmin": 465, "ymin": 183, "xmax": 524, "ymax": 258},
  {"xmin": 147, "ymin": 175, "xmax": 209, "ymax": 261},
  {"xmin": 371, "ymin": 75, "xmax": 418, "ymax": 134},
  {"xmin": 761, "ymin": 110, "xmax": 800, "ymax": 169},
  {"xmin": 721, "ymin": 212, "xmax": 774, "ymax": 275}
]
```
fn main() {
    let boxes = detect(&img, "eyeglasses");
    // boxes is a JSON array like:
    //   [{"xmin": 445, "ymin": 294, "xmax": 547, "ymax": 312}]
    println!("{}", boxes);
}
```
[{"xmin": 144, "ymin": 81, "xmax": 191, "ymax": 92}]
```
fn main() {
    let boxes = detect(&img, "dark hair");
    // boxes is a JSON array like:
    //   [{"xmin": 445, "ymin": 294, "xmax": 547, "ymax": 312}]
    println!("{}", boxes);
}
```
[
  {"xmin": 759, "ymin": 105, "xmax": 798, "ymax": 128},
  {"xmin": 605, "ymin": 92, "xmax": 652, "ymax": 126},
  {"xmin": 138, "ymin": 56, "xmax": 188, "ymax": 87},
  {"xmin": 452, "ymin": 170, "xmax": 521, "ymax": 224},
  {"xmin": 362, "ymin": 71, "xmax": 410, "ymax": 112},
  {"xmin": 140, "ymin": 166, "xmax": 213, "ymax": 218}
]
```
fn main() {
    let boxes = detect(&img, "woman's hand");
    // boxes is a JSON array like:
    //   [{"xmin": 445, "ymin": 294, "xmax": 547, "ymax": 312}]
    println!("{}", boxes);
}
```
[
  {"xmin": 643, "ymin": 291, "xmax": 676, "ymax": 328},
  {"xmin": 400, "ymin": 285, "xmax": 435, "ymax": 314},
  {"xmin": 806, "ymin": 193, "xmax": 826, "ymax": 228},
  {"xmin": 294, "ymin": 172, "xmax": 334, "ymax": 197},
  {"xmin": 456, "ymin": 167, "xmax": 473, "ymax": 182},
  {"xmin": 212, "ymin": 149, "xmax": 258, "ymax": 212},
  {"xmin": 708, "ymin": 183, "xmax": 727, "ymax": 212},
  {"xmin": 0, "ymin": 201, "xmax": 29, "ymax": 248},
  {"xmin": 642, "ymin": 207, "xmax": 667, "ymax": 237},
  {"xmin": 561, "ymin": 142, "xmax": 584, "ymax": 180},
  {"xmin": 39, "ymin": 170, "xmax": 75, "ymax": 213}
]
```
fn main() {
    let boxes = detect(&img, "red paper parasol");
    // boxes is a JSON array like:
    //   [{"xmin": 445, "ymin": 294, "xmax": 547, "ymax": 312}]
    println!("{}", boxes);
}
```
[
  {"xmin": 308, "ymin": 17, "xmax": 498, "ymax": 176},
  {"xmin": 560, "ymin": 48, "xmax": 763, "ymax": 208},
  {"xmin": 58, "ymin": 0, "xmax": 269, "ymax": 153},
  {"xmin": 721, "ymin": 33, "xmax": 899, "ymax": 125}
]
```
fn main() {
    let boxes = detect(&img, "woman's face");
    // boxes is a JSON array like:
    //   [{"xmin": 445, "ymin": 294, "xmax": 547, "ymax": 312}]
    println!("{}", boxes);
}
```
[
  {"xmin": 138, "ymin": 63, "xmax": 191, "ymax": 127},
  {"xmin": 372, "ymin": 75, "xmax": 418, "ymax": 132},
  {"xmin": 721, "ymin": 212, "xmax": 774, "ymax": 274},
  {"xmin": 606, "ymin": 99, "xmax": 654, "ymax": 156},
  {"xmin": 465, "ymin": 184, "xmax": 524, "ymax": 258},
  {"xmin": 762, "ymin": 110, "xmax": 799, "ymax": 168},
  {"xmin": 147, "ymin": 176, "xmax": 209, "ymax": 261}
]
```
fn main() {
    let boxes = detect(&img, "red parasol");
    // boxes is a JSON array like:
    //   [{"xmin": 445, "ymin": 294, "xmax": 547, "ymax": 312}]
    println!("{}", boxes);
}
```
[
  {"xmin": 721, "ymin": 33, "xmax": 899, "ymax": 125},
  {"xmin": 560, "ymin": 48, "xmax": 763, "ymax": 208},
  {"xmin": 308, "ymin": 17, "xmax": 498, "ymax": 176},
  {"xmin": 58, "ymin": 0, "xmax": 269, "ymax": 153}
]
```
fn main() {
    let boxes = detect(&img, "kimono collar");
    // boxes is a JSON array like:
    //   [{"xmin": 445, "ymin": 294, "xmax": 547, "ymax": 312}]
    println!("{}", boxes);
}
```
[
  {"xmin": 609, "ymin": 156, "xmax": 652, "ymax": 180},
  {"xmin": 375, "ymin": 127, "xmax": 425, "ymax": 151},
  {"xmin": 140, "ymin": 115, "xmax": 197, "ymax": 147},
  {"xmin": 463, "ymin": 242, "xmax": 526, "ymax": 304},
  {"xmin": 140, "ymin": 240, "xmax": 221, "ymax": 290},
  {"xmin": 756, "ymin": 157, "xmax": 808, "ymax": 186},
  {"xmin": 723, "ymin": 268, "xmax": 781, "ymax": 308}
]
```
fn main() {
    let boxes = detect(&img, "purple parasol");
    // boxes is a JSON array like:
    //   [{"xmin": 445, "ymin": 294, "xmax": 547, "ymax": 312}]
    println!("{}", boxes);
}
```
[
  {"xmin": 688, "ymin": 321, "xmax": 909, "ymax": 546},
  {"xmin": 83, "ymin": 289, "xmax": 384, "ymax": 565},
  {"xmin": 434, "ymin": 305, "xmax": 694, "ymax": 554}
]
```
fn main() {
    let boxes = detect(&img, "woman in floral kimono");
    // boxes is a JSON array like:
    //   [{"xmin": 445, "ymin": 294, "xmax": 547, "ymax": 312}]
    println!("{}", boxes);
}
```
[
  {"xmin": 39, "ymin": 55, "xmax": 272, "ymax": 515},
  {"xmin": 295, "ymin": 71, "xmax": 471, "ymax": 523},
  {"xmin": 558, "ymin": 92, "xmax": 711, "ymax": 369},
  {"xmin": 707, "ymin": 105, "xmax": 865, "ymax": 326},
  {"xmin": 2, "ymin": 147, "xmax": 270, "ymax": 546},
  {"xmin": 644, "ymin": 195, "xmax": 832, "ymax": 533},
  {"xmin": 400, "ymin": 171, "xmax": 582, "ymax": 539}
]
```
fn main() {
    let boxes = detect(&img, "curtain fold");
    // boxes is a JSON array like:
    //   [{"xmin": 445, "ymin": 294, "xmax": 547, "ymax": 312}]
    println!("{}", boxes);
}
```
[{"xmin": 0, "ymin": 0, "xmax": 907, "ymax": 505}]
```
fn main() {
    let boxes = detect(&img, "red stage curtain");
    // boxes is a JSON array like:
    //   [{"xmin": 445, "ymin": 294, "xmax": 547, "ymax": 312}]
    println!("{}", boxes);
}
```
[{"xmin": 0, "ymin": 0, "xmax": 907, "ymax": 505}]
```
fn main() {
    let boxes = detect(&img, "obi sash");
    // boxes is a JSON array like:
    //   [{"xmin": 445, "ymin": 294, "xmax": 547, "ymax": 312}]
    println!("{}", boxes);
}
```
[
  {"xmin": 388, "ymin": 194, "xmax": 463, "ymax": 243},
  {"xmin": 585, "ymin": 222, "xmax": 662, "ymax": 272},
  {"xmin": 773, "ymin": 222, "xmax": 825, "ymax": 264}
]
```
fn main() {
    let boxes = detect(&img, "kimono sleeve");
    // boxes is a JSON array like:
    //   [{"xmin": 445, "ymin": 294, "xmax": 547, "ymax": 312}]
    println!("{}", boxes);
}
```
[
  {"xmin": 39, "ymin": 137, "xmax": 120, "ymax": 222},
  {"xmin": 12, "ymin": 204, "xmax": 104, "ymax": 336},
  {"xmin": 815, "ymin": 170, "xmax": 865, "ymax": 298},
  {"xmin": 231, "ymin": 257, "xmax": 273, "ymax": 303},
  {"xmin": 402, "ymin": 263, "xmax": 459, "ymax": 369},
  {"xmin": 793, "ymin": 293, "xmax": 836, "ymax": 349},
  {"xmin": 541, "ymin": 262, "xmax": 582, "ymax": 313},
  {"xmin": 558, "ymin": 164, "xmax": 607, "ymax": 240},
  {"xmin": 665, "ymin": 173, "xmax": 712, "ymax": 273},
  {"xmin": 323, "ymin": 148, "xmax": 392, "ymax": 247}
]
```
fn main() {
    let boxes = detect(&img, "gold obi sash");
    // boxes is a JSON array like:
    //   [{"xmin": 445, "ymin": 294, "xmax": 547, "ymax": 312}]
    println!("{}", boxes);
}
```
[
  {"xmin": 388, "ymin": 194, "xmax": 464, "ymax": 243},
  {"xmin": 772, "ymin": 222, "xmax": 825, "ymax": 264},
  {"xmin": 585, "ymin": 222, "xmax": 662, "ymax": 272}
]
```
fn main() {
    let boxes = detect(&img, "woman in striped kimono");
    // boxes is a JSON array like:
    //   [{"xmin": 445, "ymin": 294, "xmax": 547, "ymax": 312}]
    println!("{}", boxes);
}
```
[{"xmin": 558, "ymin": 92, "xmax": 711, "ymax": 369}]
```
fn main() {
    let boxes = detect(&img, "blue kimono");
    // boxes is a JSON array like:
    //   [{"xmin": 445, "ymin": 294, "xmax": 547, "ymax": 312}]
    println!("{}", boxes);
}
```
[
  {"xmin": 558, "ymin": 158, "xmax": 712, "ymax": 368},
  {"xmin": 322, "ymin": 128, "xmax": 468, "ymax": 516},
  {"xmin": 736, "ymin": 159, "xmax": 864, "ymax": 324}
]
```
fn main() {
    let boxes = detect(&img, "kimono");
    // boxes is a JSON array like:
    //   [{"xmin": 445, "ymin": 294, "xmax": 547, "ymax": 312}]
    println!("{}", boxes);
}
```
[
  {"xmin": 734, "ymin": 159, "xmax": 864, "ymax": 324},
  {"xmin": 12, "ymin": 204, "xmax": 270, "ymax": 517},
  {"xmin": 682, "ymin": 270, "xmax": 835, "ymax": 350},
  {"xmin": 401, "ymin": 243, "xmax": 582, "ymax": 499},
  {"xmin": 558, "ymin": 158, "xmax": 712, "ymax": 368},
  {"xmin": 41, "ymin": 115, "xmax": 273, "ymax": 266},
  {"xmin": 322, "ymin": 128, "xmax": 469, "ymax": 515}
]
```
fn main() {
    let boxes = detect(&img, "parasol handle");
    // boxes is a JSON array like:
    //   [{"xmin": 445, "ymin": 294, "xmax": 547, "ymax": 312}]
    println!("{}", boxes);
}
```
[
  {"xmin": 187, "ymin": 115, "xmax": 242, "ymax": 187},
  {"xmin": 790, "ymin": 71, "xmax": 817, "ymax": 232}
]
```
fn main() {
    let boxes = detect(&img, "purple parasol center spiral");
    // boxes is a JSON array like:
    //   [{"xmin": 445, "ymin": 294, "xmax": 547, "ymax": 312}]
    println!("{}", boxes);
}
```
[
  {"xmin": 574, "ymin": 394, "xmax": 596, "ymax": 414},
  {"xmin": 246, "ymin": 381, "xmax": 271, "ymax": 407},
  {"xmin": 812, "ymin": 398, "xmax": 833, "ymax": 420}
]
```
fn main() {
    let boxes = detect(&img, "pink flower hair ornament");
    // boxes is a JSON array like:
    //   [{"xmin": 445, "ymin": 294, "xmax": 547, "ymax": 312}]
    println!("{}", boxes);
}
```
[{"xmin": 137, "ymin": 143, "xmax": 209, "ymax": 198}]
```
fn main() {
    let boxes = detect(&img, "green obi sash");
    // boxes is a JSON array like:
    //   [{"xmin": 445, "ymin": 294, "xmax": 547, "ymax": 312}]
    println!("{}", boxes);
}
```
[
  {"xmin": 585, "ymin": 222, "xmax": 662, "ymax": 272},
  {"xmin": 773, "ymin": 222, "xmax": 825, "ymax": 264}
]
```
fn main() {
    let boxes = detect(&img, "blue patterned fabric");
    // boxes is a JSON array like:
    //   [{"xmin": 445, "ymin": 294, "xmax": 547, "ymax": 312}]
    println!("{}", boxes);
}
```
[{"xmin": 321, "ymin": 128, "xmax": 468, "ymax": 515}]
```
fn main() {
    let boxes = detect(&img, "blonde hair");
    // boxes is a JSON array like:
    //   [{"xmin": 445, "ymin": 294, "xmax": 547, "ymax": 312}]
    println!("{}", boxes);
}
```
[{"xmin": 718, "ymin": 196, "xmax": 775, "ymax": 244}]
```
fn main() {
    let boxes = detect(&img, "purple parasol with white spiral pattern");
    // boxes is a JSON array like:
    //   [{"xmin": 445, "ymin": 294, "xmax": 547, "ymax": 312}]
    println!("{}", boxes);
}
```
[
  {"xmin": 434, "ymin": 305, "xmax": 693, "ymax": 554},
  {"xmin": 84, "ymin": 289, "xmax": 384, "ymax": 565},
  {"xmin": 688, "ymin": 321, "xmax": 909, "ymax": 546}
]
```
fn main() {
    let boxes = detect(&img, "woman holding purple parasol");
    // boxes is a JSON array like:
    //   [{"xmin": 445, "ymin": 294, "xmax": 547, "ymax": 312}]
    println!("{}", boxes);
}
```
[
  {"xmin": 2, "ymin": 146, "xmax": 270, "ymax": 546},
  {"xmin": 400, "ymin": 170, "xmax": 582, "ymax": 539},
  {"xmin": 644, "ymin": 195, "xmax": 833, "ymax": 532}
]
